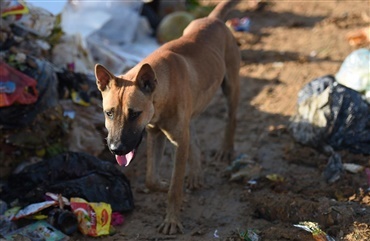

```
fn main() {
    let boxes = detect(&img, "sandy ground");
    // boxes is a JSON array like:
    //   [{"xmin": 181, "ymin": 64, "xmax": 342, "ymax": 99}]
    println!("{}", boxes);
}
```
[{"xmin": 71, "ymin": 1, "xmax": 370, "ymax": 240}]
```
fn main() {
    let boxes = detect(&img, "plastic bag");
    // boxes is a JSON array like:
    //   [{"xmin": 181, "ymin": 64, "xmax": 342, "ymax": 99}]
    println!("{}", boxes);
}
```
[
  {"xmin": 0, "ymin": 61, "xmax": 38, "ymax": 107},
  {"xmin": 60, "ymin": 0, "xmax": 158, "ymax": 74},
  {"xmin": 289, "ymin": 75, "xmax": 370, "ymax": 182},
  {"xmin": 2, "ymin": 152, "xmax": 134, "ymax": 212},
  {"xmin": 335, "ymin": 48, "xmax": 370, "ymax": 103},
  {"xmin": 290, "ymin": 75, "xmax": 370, "ymax": 154}
]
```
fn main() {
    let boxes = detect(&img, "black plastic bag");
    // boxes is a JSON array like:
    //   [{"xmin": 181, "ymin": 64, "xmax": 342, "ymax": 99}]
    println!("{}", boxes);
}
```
[
  {"xmin": 290, "ymin": 75, "xmax": 370, "ymax": 182},
  {"xmin": 290, "ymin": 75, "xmax": 370, "ymax": 154},
  {"xmin": 2, "ymin": 152, "xmax": 134, "ymax": 212}
]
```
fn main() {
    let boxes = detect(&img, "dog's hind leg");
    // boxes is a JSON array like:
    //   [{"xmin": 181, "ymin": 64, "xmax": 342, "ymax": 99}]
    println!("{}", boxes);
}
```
[
  {"xmin": 186, "ymin": 122, "xmax": 203, "ymax": 189},
  {"xmin": 217, "ymin": 65, "xmax": 240, "ymax": 162}
]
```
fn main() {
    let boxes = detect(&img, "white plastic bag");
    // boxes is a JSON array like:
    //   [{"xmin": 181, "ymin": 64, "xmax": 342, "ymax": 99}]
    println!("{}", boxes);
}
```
[{"xmin": 335, "ymin": 48, "xmax": 370, "ymax": 103}]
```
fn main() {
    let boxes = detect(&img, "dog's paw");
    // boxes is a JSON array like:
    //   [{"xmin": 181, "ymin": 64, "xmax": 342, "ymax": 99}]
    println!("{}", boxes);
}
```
[
  {"xmin": 158, "ymin": 215, "xmax": 184, "ymax": 235},
  {"xmin": 186, "ymin": 172, "xmax": 203, "ymax": 190},
  {"xmin": 214, "ymin": 149, "xmax": 234, "ymax": 162}
]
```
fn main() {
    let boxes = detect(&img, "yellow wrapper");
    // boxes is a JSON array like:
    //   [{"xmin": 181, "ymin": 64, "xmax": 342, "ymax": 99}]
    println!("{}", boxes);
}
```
[{"xmin": 70, "ymin": 197, "xmax": 112, "ymax": 236}]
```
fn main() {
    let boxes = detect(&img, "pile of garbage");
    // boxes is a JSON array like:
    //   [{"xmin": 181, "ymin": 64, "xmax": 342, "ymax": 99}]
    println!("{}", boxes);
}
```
[
  {"xmin": 0, "ymin": 0, "xmax": 107, "ymax": 176},
  {"xmin": 0, "ymin": 152, "xmax": 134, "ymax": 239},
  {"xmin": 0, "ymin": 0, "xmax": 161, "ymax": 239},
  {"xmin": 289, "ymin": 48, "xmax": 370, "ymax": 183}
]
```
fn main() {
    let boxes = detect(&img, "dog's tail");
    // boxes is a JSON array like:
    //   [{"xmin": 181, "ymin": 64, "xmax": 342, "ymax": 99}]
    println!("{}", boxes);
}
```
[{"xmin": 208, "ymin": 0, "xmax": 240, "ymax": 21}]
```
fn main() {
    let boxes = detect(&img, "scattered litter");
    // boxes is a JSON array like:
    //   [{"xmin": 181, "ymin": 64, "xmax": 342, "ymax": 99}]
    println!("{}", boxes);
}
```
[
  {"xmin": 213, "ymin": 229, "xmax": 220, "ymax": 238},
  {"xmin": 227, "ymin": 154, "xmax": 261, "ymax": 182},
  {"xmin": 238, "ymin": 228, "xmax": 260, "ymax": 241},
  {"xmin": 294, "ymin": 221, "xmax": 335, "ymax": 241},
  {"xmin": 226, "ymin": 154, "xmax": 254, "ymax": 172},
  {"xmin": 342, "ymin": 163, "xmax": 365, "ymax": 174},
  {"xmin": 3, "ymin": 207, "xmax": 21, "ymax": 220},
  {"xmin": 47, "ymin": 208, "xmax": 78, "ymax": 235},
  {"xmin": 322, "ymin": 150, "xmax": 342, "ymax": 184},
  {"xmin": 247, "ymin": 179, "xmax": 258, "ymax": 185},
  {"xmin": 3, "ymin": 220, "xmax": 69, "ymax": 241},
  {"xmin": 346, "ymin": 27, "xmax": 370, "ymax": 47},
  {"xmin": 111, "ymin": 212, "xmax": 125, "ymax": 227},
  {"xmin": 70, "ymin": 197, "xmax": 112, "ymax": 237},
  {"xmin": 12, "ymin": 200, "xmax": 57, "ymax": 220},
  {"xmin": 227, "ymin": 17, "xmax": 251, "ymax": 32},
  {"xmin": 45, "ymin": 192, "xmax": 70, "ymax": 207},
  {"xmin": 0, "ymin": 61, "xmax": 38, "ymax": 108},
  {"xmin": 1, "ymin": 0, "xmax": 29, "ymax": 18},
  {"xmin": 266, "ymin": 174, "xmax": 285, "ymax": 183}
]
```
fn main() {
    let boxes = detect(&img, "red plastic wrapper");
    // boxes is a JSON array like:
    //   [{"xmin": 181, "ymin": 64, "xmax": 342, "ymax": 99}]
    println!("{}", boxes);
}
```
[{"xmin": 0, "ymin": 61, "xmax": 38, "ymax": 107}]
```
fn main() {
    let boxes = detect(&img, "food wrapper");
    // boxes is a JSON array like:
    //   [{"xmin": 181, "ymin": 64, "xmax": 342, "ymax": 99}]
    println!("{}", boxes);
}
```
[
  {"xmin": 294, "ymin": 221, "xmax": 335, "ymax": 241},
  {"xmin": 70, "ymin": 197, "xmax": 112, "ymax": 237},
  {"xmin": 12, "ymin": 200, "xmax": 57, "ymax": 220},
  {"xmin": 1, "ymin": 0, "xmax": 29, "ymax": 17},
  {"xmin": 0, "ymin": 61, "xmax": 39, "ymax": 108},
  {"xmin": 3, "ymin": 220, "xmax": 69, "ymax": 241}
]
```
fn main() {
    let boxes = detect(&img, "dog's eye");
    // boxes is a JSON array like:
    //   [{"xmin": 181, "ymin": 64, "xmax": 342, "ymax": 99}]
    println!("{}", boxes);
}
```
[
  {"xmin": 105, "ymin": 110, "xmax": 114, "ymax": 119},
  {"xmin": 128, "ymin": 109, "xmax": 142, "ymax": 121}
]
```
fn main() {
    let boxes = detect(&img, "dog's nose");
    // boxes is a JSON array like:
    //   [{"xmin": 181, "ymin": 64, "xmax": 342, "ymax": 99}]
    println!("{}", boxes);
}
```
[{"xmin": 109, "ymin": 143, "xmax": 126, "ymax": 156}]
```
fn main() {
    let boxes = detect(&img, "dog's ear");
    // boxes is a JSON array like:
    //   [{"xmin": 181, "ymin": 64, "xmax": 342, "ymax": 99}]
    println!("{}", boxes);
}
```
[
  {"xmin": 95, "ymin": 64, "xmax": 115, "ymax": 91},
  {"xmin": 136, "ymin": 63, "xmax": 157, "ymax": 94}
]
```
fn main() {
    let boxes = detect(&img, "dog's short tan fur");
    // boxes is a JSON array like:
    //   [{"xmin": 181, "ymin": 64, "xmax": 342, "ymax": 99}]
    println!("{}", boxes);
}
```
[{"xmin": 95, "ymin": 0, "xmax": 240, "ymax": 234}]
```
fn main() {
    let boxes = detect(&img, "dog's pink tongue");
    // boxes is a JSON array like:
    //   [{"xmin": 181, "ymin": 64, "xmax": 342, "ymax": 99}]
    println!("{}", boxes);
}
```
[{"xmin": 115, "ymin": 151, "xmax": 135, "ymax": 167}]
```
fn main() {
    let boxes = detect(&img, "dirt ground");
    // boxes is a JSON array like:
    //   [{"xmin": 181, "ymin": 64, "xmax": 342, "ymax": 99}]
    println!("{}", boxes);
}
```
[{"xmin": 72, "ymin": 1, "xmax": 370, "ymax": 240}]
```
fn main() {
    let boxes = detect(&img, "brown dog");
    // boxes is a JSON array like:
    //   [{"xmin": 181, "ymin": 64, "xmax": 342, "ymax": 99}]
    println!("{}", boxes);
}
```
[{"xmin": 94, "ymin": 0, "xmax": 240, "ymax": 234}]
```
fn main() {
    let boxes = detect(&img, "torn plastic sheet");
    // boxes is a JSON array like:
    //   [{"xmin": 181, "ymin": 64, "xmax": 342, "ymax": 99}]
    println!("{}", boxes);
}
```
[
  {"xmin": 294, "ymin": 221, "xmax": 335, "ymax": 241},
  {"xmin": 12, "ymin": 200, "xmax": 57, "ymax": 220},
  {"xmin": 60, "ymin": 0, "xmax": 159, "ymax": 74}
]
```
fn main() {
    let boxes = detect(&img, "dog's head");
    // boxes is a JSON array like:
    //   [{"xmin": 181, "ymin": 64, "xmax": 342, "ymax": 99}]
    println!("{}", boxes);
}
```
[{"xmin": 95, "ymin": 63, "xmax": 157, "ymax": 167}]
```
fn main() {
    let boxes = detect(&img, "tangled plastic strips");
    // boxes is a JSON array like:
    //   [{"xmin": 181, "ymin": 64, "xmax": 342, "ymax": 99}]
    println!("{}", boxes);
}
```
[{"xmin": 293, "ymin": 222, "xmax": 336, "ymax": 241}]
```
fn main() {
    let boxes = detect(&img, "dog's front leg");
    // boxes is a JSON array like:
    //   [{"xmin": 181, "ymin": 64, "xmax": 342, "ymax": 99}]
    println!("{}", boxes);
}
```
[
  {"xmin": 146, "ymin": 126, "xmax": 169, "ymax": 192},
  {"xmin": 158, "ymin": 128, "xmax": 189, "ymax": 234}
]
